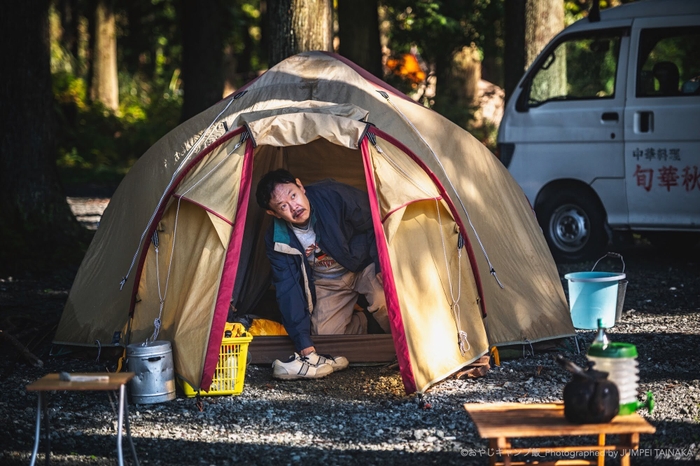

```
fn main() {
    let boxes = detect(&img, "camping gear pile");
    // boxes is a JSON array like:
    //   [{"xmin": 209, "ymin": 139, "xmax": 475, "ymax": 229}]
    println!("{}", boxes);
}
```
[
  {"xmin": 54, "ymin": 52, "xmax": 575, "ymax": 395},
  {"xmin": 557, "ymin": 354, "xmax": 620, "ymax": 424},
  {"xmin": 586, "ymin": 326, "xmax": 654, "ymax": 416},
  {"xmin": 557, "ymin": 320, "xmax": 654, "ymax": 423}
]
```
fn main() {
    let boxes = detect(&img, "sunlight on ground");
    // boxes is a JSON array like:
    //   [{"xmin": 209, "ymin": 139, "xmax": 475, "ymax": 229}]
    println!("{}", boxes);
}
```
[{"xmin": 66, "ymin": 197, "xmax": 110, "ymax": 230}]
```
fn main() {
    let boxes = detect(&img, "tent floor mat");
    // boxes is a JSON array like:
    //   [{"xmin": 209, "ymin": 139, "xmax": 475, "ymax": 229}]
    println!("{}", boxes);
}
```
[{"xmin": 247, "ymin": 334, "xmax": 396, "ymax": 365}]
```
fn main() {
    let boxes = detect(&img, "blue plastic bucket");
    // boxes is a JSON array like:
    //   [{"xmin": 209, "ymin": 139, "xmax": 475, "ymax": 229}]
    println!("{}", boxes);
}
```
[{"xmin": 565, "ymin": 271, "xmax": 626, "ymax": 329}]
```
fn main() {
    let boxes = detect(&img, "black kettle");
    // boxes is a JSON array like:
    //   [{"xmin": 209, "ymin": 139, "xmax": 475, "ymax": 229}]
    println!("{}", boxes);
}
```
[{"xmin": 555, "ymin": 355, "xmax": 620, "ymax": 424}]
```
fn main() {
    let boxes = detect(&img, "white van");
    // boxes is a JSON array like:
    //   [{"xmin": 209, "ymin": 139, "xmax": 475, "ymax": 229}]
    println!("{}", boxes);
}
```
[{"xmin": 498, "ymin": 0, "xmax": 700, "ymax": 261}]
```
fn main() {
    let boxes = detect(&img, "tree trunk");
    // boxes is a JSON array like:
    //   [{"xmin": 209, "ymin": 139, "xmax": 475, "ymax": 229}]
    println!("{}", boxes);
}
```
[
  {"xmin": 0, "ymin": 0, "xmax": 85, "ymax": 273},
  {"xmin": 525, "ymin": 0, "xmax": 564, "ymax": 68},
  {"xmin": 259, "ymin": 0, "xmax": 269, "ymax": 67},
  {"xmin": 504, "ymin": 0, "xmax": 526, "ymax": 104},
  {"xmin": 434, "ymin": 45, "xmax": 481, "ymax": 129},
  {"xmin": 180, "ymin": 0, "xmax": 224, "ymax": 122},
  {"xmin": 338, "ymin": 0, "xmax": 382, "ymax": 77},
  {"xmin": 122, "ymin": 0, "xmax": 156, "ymax": 80},
  {"xmin": 57, "ymin": 0, "xmax": 80, "ymax": 73},
  {"xmin": 526, "ymin": 0, "xmax": 566, "ymax": 99},
  {"xmin": 267, "ymin": 0, "xmax": 333, "ymax": 67},
  {"xmin": 85, "ymin": 0, "xmax": 96, "ymax": 96},
  {"xmin": 91, "ymin": 0, "xmax": 119, "ymax": 111}
]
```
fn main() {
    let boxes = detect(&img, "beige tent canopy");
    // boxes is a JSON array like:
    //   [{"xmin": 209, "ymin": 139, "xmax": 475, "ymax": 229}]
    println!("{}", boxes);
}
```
[{"xmin": 55, "ymin": 52, "xmax": 574, "ymax": 394}]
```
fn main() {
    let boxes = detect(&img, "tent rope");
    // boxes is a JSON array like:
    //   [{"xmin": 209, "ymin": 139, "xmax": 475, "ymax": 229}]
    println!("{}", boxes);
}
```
[
  {"xmin": 376, "ymin": 91, "xmax": 504, "ymax": 290},
  {"xmin": 121, "ymin": 97, "xmax": 237, "ymax": 291},
  {"xmin": 436, "ymin": 199, "xmax": 470, "ymax": 356},
  {"xmin": 145, "ymin": 230, "xmax": 164, "ymax": 345},
  {"xmin": 143, "ymin": 133, "xmax": 247, "ymax": 344}
]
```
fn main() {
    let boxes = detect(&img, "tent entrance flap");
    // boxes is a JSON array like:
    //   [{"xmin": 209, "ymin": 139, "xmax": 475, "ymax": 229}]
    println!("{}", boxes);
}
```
[
  {"xmin": 130, "ymin": 135, "xmax": 248, "ymax": 390},
  {"xmin": 132, "ymin": 200, "xmax": 231, "ymax": 388},
  {"xmin": 380, "ymin": 199, "xmax": 489, "ymax": 393},
  {"xmin": 366, "ymin": 138, "xmax": 490, "ymax": 393}
]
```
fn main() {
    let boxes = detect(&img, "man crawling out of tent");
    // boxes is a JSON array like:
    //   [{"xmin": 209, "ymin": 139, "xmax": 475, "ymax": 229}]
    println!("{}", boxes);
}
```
[{"xmin": 256, "ymin": 169, "xmax": 390, "ymax": 380}]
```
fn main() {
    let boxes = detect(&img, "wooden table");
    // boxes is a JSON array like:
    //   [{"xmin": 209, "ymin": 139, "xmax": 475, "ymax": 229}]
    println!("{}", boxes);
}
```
[
  {"xmin": 464, "ymin": 403, "xmax": 656, "ymax": 466},
  {"xmin": 26, "ymin": 372, "xmax": 140, "ymax": 466}
]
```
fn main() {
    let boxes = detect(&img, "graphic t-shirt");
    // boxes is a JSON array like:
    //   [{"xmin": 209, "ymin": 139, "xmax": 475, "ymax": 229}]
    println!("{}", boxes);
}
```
[{"xmin": 290, "ymin": 222, "xmax": 346, "ymax": 279}]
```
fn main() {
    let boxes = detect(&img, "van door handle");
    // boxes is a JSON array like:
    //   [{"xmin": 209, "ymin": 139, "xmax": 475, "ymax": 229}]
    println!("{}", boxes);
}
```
[
  {"xmin": 601, "ymin": 112, "xmax": 619, "ymax": 122},
  {"xmin": 635, "ymin": 111, "xmax": 653, "ymax": 133}
]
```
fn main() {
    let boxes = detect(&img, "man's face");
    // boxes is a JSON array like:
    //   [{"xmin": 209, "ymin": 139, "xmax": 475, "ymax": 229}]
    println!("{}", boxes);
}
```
[{"xmin": 266, "ymin": 179, "xmax": 311, "ymax": 226}]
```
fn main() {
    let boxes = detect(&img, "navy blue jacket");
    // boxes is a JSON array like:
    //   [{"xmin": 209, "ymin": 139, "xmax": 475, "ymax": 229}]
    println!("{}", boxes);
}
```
[{"xmin": 264, "ymin": 179, "xmax": 379, "ymax": 351}]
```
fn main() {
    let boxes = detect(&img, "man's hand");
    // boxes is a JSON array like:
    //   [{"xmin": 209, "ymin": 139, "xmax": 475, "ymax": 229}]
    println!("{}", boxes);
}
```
[{"xmin": 376, "ymin": 272, "xmax": 383, "ymax": 287}]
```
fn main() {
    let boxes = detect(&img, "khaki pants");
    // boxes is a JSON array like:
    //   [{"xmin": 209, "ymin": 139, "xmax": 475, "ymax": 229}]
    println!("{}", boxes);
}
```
[{"xmin": 310, "ymin": 263, "xmax": 389, "ymax": 335}]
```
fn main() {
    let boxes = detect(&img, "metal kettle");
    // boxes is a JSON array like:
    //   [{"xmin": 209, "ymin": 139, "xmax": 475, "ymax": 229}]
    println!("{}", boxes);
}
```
[{"xmin": 556, "ymin": 354, "xmax": 620, "ymax": 424}]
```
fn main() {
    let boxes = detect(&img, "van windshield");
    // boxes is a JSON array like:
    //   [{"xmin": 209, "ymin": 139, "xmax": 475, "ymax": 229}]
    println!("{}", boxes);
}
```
[{"xmin": 526, "ymin": 30, "xmax": 623, "ymax": 108}]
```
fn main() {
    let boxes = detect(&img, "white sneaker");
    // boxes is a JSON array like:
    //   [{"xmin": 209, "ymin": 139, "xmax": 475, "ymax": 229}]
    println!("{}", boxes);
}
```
[
  {"xmin": 272, "ymin": 353, "xmax": 333, "ymax": 380},
  {"xmin": 304, "ymin": 351, "xmax": 350, "ymax": 372}
]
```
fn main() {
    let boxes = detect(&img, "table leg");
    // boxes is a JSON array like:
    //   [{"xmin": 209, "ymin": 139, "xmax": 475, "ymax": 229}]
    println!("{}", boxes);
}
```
[
  {"xmin": 123, "ymin": 388, "xmax": 140, "ymax": 466},
  {"xmin": 488, "ymin": 438, "xmax": 497, "ymax": 466},
  {"xmin": 117, "ymin": 385, "xmax": 126, "ymax": 466},
  {"xmin": 598, "ymin": 433, "xmax": 606, "ymax": 466},
  {"xmin": 496, "ymin": 437, "xmax": 512, "ymax": 466},
  {"xmin": 43, "ymin": 393, "xmax": 50, "ymax": 466},
  {"xmin": 621, "ymin": 449, "xmax": 630, "ymax": 466},
  {"xmin": 619, "ymin": 433, "xmax": 638, "ymax": 466},
  {"xmin": 29, "ymin": 392, "xmax": 43, "ymax": 466},
  {"xmin": 503, "ymin": 440, "xmax": 512, "ymax": 466}
]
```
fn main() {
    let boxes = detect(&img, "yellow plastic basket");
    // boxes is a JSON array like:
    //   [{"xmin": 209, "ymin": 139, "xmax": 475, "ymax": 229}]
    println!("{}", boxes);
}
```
[{"xmin": 180, "ymin": 323, "xmax": 253, "ymax": 397}]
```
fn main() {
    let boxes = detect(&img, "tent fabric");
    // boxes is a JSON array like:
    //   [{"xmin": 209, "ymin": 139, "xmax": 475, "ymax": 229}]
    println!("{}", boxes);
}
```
[
  {"xmin": 55, "ymin": 51, "xmax": 574, "ymax": 394},
  {"xmin": 363, "ymin": 142, "xmax": 486, "ymax": 392}
]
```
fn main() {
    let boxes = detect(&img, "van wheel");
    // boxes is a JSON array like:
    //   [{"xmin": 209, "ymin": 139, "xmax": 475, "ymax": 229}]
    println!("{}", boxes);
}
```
[{"xmin": 536, "ymin": 189, "xmax": 607, "ymax": 262}]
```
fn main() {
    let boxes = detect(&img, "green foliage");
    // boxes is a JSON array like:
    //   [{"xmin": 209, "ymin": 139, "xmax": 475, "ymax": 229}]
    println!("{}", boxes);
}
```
[
  {"xmin": 49, "ymin": 0, "xmax": 266, "ymax": 190},
  {"xmin": 564, "ymin": 0, "xmax": 638, "ymax": 26},
  {"xmin": 467, "ymin": 118, "xmax": 499, "ymax": 153},
  {"xmin": 50, "ymin": 0, "xmax": 189, "ymax": 189},
  {"xmin": 224, "ymin": 0, "xmax": 265, "ymax": 69},
  {"xmin": 53, "ymin": 69, "xmax": 182, "ymax": 187},
  {"xmin": 565, "ymin": 0, "xmax": 594, "ymax": 25},
  {"xmin": 382, "ymin": 0, "xmax": 503, "ymax": 133}
]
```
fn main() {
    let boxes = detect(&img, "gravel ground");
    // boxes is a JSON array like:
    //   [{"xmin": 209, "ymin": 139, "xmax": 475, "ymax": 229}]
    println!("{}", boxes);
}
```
[{"xmin": 1, "ymin": 200, "xmax": 699, "ymax": 465}]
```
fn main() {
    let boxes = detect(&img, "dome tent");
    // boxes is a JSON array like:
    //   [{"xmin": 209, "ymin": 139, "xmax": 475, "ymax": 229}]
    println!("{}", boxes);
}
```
[{"xmin": 55, "ymin": 52, "xmax": 575, "ymax": 394}]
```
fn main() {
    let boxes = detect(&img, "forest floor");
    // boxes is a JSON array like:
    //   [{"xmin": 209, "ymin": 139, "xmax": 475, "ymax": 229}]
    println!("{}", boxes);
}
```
[{"xmin": 0, "ymin": 197, "xmax": 699, "ymax": 465}]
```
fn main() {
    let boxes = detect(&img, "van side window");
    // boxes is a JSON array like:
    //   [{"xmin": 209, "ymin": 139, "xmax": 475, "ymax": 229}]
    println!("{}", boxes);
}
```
[
  {"xmin": 636, "ymin": 26, "xmax": 700, "ymax": 98},
  {"xmin": 524, "ymin": 30, "xmax": 622, "ymax": 108}
]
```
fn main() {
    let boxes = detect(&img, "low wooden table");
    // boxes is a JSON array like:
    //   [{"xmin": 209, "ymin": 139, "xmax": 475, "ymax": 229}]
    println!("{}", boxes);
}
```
[
  {"xmin": 26, "ymin": 372, "xmax": 140, "ymax": 466},
  {"xmin": 464, "ymin": 403, "xmax": 655, "ymax": 466}
]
